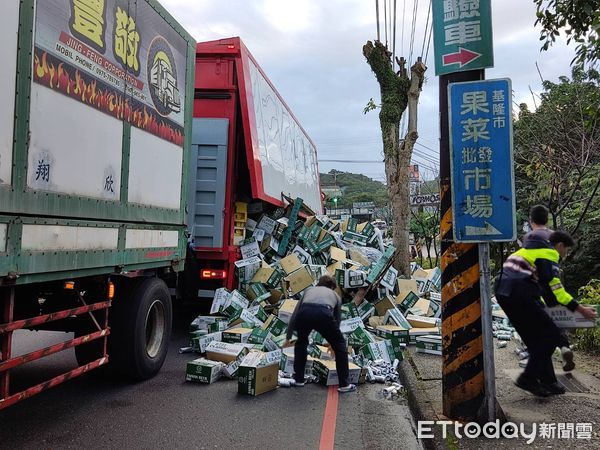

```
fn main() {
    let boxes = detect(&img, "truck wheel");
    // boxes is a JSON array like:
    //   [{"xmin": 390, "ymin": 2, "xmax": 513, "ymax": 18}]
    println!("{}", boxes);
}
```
[{"xmin": 109, "ymin": 278, "xmax": 172, "ymax": 380}]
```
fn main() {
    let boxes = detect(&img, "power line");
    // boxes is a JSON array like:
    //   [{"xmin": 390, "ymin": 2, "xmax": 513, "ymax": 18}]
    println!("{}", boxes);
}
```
[
  {"xmin": 424, "ymin": 0, "xmax": 434, "ymax": 65},
  {"xmin": 319, "ymin": 159, "xmax": 383, "ymax": 163},
  {"xmin": 408, "ymin": 0, "xmax": 419, "ymax": 67},
  {"xmin": 384, "ymin": 0, "xmax": 388, "ymax": 46},
  {"xmin": 401, "ymin": 0, "xmax": 406, "ymax": 55},
  {"xmin": 375, "ymin": 0, "xmax": 380, "ymax": 42},
  {"xmin": 392, "ymin": 0, "xmax": 397, "ymax": 69},
  {"xmin": 420, "ymin": 0, "xmax": 431, "ymax": 58}
]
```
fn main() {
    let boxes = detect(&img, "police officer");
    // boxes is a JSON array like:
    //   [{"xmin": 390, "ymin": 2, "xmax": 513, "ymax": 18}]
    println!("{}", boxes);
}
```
[{"xmin": 495, "ymin": 230, "xmax": 598, "ymax": 396}]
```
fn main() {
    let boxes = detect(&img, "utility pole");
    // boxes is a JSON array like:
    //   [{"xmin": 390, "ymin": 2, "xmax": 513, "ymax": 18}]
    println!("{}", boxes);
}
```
[{"xmin": 432, "ymin": 0, "xmax": 510, "ymax": 423}]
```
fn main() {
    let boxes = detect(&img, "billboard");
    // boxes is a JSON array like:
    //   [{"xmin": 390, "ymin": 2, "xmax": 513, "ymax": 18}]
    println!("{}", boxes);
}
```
[{"xmin": 33, "ymin": 0, "xmax": 188, "ymax": 146}]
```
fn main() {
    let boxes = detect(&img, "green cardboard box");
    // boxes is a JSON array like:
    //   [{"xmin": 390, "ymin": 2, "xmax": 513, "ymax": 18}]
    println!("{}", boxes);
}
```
[
  {"xmin": 234, "ymin": 256, "xmax": 262, "ymax": 282},
  {"xmin": 246, "ymin": 283, "xmax": 271, "ymax": 303},
  {"xmin": 208, "ymin": 319, "xmax": 229, "ymax": 333},
  {"xmin": 191, "ymin": 331, "xmax": 222, "ymax": 353},
  {"xmin": 397, "ymin": 291, "xmax": 420, "ymax": 313},
  {"xmin": 384, "ymin": 307, "xmax": 412, "ymax": 329},
  {"xmin": 248, "ymin": 327, "xmax": 271, "ymax": 345},
  {"xmin": 375, "ymin": 325, "xmax": 410, "ymax": 344},
  {"xmin": 342, "ymin": 231, "xmax": 368, "ymax": 246},
  {"xmin": 185, "ymin": 358, "xmax": 224, "ymax": 384},
  {"xmin": 313, "ymin": 358, "xmax": 361, "ymax": 386},
  {"xmin": 347, "ymin": 218, "xmax": 358, "ymax": 233},
  {"xmin": 416, "ymin": 335, "xmax": 443, "ymax": 355},
  {"xmin": 262, "ymin": 314, "xmax": 288, "ymax": 336},
  {"xmin": 237, "ymin": 352, "xmax": 279, "ymax": 396},
  {"xmin": 205, "ymin": 341, "xmax": 249, "ymax": 364},
  {"xmin": 366, "ymin": 245, "xmax": 395, "ymax": 284},
  {"xmin": 359, "ymin": 338, "xmax": 404, "ymax": 363},
  {"xmin": 222, "ymin": 327, "xmax": 253, "ymax": 344},
  {"xmin": 347, "ymin": 326, "xmax": 377, "ymax": 347}
]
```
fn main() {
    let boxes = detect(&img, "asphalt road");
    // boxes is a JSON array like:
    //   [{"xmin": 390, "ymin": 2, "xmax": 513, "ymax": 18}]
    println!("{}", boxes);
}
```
[{"xmin": 0, "ymin": 304, "xmax": 422, "ymax": 449}]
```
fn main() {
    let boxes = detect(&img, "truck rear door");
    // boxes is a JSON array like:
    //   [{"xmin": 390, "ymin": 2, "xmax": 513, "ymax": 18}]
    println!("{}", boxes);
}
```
[{"xmin": 188, "ymin": 118, "xmax": 229, "ymax": 249}]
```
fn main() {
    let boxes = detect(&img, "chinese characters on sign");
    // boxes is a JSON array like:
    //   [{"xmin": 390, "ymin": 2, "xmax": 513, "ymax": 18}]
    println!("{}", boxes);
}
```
[
  {"xmin": 448, "ymin": 79, "xmax": 515, "ymax": 242},
  {"xmin": 432, "ymin": 0, "xmax": 493, "ymax": 75},
  {"xmin": 113, "ymin": 6, "xmax": 141, "ymax": 75},
  {"xmin": 69, "ymin": 0, "xmax": 107, "ymax": 52},
  {"xmin": 35, "ymin": 0, "xmax": 187, "ymax": 146}
]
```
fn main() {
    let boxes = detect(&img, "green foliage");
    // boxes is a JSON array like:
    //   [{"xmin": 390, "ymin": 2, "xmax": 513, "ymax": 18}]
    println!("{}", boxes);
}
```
[
  {"xmin": 410, "ymin": 210, "xmax": 440, "ymax": 267},
  {"xmin": 363, "ymin": 98, "xmax": 378, "ymax": 114},
  {"xmin": 534, "ymin": 0, "xmax": 600, "ymax": 68},
  {"xmin": 573, "ymin": 279, "xmax": 600, "ymax": 353},
  {"xmin": 514, "ymin": 68, "xmax": 600, "ymax": 292},
  {"xmin": 320, "ymin": 170, "xmax": 389, "ymax": 207}
]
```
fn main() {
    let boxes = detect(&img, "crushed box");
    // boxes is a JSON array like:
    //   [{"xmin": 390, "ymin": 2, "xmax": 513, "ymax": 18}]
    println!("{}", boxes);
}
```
[{"xmin": 312, "ymin": 358, "xmax": 361, "ymax": 386}]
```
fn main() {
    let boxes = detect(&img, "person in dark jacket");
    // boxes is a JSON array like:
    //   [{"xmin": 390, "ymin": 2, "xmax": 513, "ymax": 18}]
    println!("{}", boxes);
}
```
[
  {"xmin": 523, "ymin": 204, "xmax": 552, "ymax": 246},
  {"xmin": 522, "ymin": 208, "xmax": 574, "ymax": 371},
  {"xmin": 495, "ymin": 231, "xmax": 597, "ymax": 396},
  {"xmin": 284, "ymin": 275, "xmax": 356, "ymax": 393}
]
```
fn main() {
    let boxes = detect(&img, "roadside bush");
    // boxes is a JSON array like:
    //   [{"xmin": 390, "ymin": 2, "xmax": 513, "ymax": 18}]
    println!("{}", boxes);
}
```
[{"xmin": 574, "ymin": 279, "xmax": 600, "ymax": 354}]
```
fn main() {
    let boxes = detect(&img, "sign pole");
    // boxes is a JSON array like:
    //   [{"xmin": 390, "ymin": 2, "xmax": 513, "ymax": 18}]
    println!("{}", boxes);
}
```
[
  {"xmin": 439, "ymin": 70, "xmax": 486, "ymax": 421},
  {"xmin": 433, "ymin": 0, "xmax": 514, "ymax": 422},
  {"xmin": 478, "ymin": 242, "xmax": 496, "ymax": 422}
]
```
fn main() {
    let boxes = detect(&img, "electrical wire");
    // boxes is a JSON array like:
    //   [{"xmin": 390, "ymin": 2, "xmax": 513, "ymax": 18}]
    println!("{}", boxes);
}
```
[
  {"xmin": 375, "ymin": 0, "xmax": 381, "ymax": 42},
  {"xmin": 401, "ymin": 0, "xmax": 406, "ymax": 56},
  {"xmin": 408, "ymin": 0, "xmax": 419, "ymax": 67},
  {"xmin": 424, "ymin": 1, "xmax": 434, "ymax": 65},
  {"xmin": 384, "ymin": 0, "xmax": 388, "ymax": 47},
  {"xmin": 392, "ymin": 0, "xmax": 397, "ymax": 69},
  {"xmin": 420, "ymin": 0, "xmax": 431, "ymax": 58}
]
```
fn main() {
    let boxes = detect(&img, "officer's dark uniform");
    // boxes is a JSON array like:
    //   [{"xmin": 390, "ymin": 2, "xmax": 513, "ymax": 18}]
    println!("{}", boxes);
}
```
[{"xmin": 495, "ymin": 236, "xmax": 579, "ymax": 389}]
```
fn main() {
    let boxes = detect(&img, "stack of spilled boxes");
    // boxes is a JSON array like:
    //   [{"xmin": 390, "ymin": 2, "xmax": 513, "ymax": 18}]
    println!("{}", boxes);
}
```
[{"xmin": 184, "ymin": 198, "xmax": 445, "ymax": 395}]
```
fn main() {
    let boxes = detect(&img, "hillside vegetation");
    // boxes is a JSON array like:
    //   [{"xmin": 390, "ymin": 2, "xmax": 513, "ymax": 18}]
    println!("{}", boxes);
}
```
[{"xmin": 320, "ymin": 170, "xmax": 389, "ymax": 207}]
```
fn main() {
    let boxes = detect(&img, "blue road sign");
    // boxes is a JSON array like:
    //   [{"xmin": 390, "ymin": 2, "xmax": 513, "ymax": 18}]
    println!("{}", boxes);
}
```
[{"xmin": 448, "ymin": 78, "xmax": 515, "ymax": 242}]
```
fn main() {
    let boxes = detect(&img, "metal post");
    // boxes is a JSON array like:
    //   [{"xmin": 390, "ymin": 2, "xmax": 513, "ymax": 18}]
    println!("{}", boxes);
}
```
[
  {"xmin": 440, "ymin": 69, "xmax": 485, "ymax": 421},
  {"xmin": 478, "ymin": 243, "xmax": 496, "ymax": 422}
]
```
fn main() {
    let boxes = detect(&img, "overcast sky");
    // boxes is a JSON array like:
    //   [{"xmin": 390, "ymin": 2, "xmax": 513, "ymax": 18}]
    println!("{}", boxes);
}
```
[{"xmin": 162, "ymin": 0, "xmax": 575, "ymax": 183}]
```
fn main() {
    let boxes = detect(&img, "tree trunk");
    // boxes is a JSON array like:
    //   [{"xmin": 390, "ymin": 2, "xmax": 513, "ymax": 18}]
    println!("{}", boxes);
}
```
[{"xmin": 363, "ymin": 40, "xmax": 426, "ymax": 277}]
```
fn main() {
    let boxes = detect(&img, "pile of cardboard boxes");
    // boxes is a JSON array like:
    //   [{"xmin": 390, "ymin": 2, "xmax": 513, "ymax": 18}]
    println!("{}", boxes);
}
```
[{"xmin": 184, "ymin": 200, "xmax": 445, "ymax": 395}]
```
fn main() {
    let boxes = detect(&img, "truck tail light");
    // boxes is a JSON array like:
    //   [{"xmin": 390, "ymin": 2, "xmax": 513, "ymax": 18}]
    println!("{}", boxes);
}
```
[{"xmin": 201, "ymin": 269, "xmax": 227, "ymax": 280}]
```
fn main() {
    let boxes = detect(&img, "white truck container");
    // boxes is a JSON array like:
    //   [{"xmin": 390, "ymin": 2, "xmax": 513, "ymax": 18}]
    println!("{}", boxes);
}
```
[{"xmin": 0, "ymin": 0, "xmax": 195, "ymax": 410}]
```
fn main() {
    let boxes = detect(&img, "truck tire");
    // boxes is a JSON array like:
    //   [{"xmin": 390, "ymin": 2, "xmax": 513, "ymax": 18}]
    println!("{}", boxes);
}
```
[{"xmin": 109, "ymin": 277, "xmax": 172, "ymax": 380}]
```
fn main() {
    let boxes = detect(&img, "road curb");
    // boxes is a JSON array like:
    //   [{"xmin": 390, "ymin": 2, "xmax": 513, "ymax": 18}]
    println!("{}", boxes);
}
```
[{"xmin": 397, "ymin": 353, "xmax": 448, "ymax": 450}]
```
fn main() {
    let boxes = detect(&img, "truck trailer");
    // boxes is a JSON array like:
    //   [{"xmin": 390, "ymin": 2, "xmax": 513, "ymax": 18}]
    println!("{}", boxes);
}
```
[
  {"xmin": 185, "ymin": 37, "xmax": 322, "ymax": 302},
  {"xmin": 0, "ymin": 0, "xmax": 195, "ymax": 409}
]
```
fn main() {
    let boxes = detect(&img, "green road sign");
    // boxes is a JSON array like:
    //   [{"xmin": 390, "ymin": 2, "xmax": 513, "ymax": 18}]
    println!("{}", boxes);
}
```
[{"xmin": 432, "ymin": 0, "xmax": 494, "ymax": 76}]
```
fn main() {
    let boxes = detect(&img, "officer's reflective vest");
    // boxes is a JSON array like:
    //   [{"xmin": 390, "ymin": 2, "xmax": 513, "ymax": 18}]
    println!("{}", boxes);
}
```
[{"xmin": 513, "ymin": 247, "xmax": 573, "ymax": 307}]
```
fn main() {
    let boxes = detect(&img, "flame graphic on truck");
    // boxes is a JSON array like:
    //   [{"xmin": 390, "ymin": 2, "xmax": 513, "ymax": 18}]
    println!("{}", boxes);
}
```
[{"xmin": 149, "ymin": 51, "xmax": 181, "ymax": 113}]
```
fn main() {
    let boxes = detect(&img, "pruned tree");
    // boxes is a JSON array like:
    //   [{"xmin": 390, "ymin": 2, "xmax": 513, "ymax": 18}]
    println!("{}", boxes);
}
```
[{"xmin": 363, "ymin": 40, "xmax": 427, "ymax": 276}]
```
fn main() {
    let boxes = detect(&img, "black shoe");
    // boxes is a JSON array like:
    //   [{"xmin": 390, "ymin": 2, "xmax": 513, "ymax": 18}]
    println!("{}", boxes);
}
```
[
  {"xmin": 515, "ymin": 375, "xmax": 551, "ymax": 397},
  {"xmin": 561, "ymin": 347, "xmax": 575, "ymax": 372},
  {"xmin": 541, "ymin": 382, "xmax": 566, "ymax": 395}
]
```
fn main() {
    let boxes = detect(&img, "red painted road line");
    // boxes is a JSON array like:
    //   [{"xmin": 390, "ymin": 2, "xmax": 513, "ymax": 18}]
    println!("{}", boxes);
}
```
[{"xmin": 319, "ymin": 385, "xmax": 339, "ymax": 450}]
